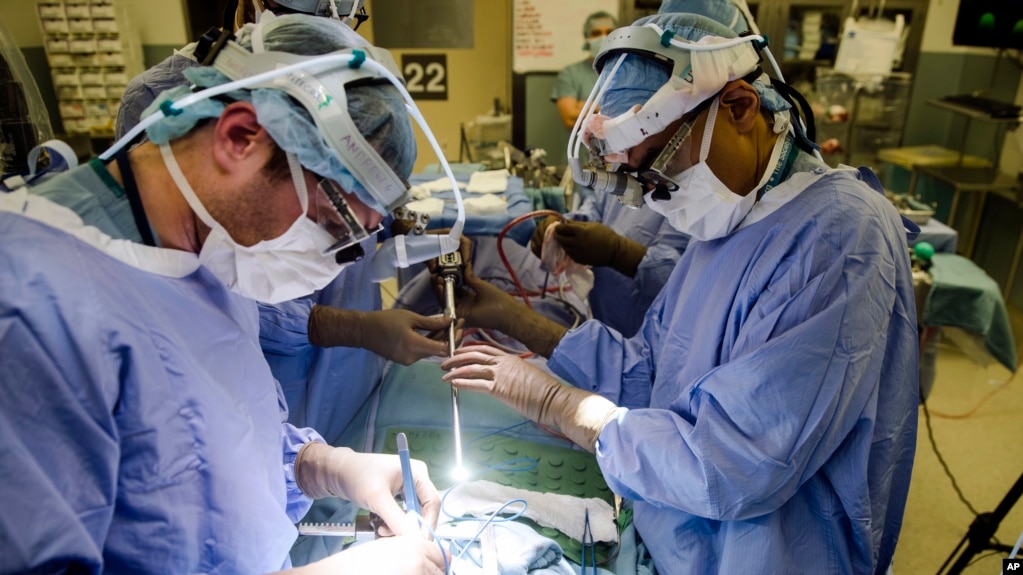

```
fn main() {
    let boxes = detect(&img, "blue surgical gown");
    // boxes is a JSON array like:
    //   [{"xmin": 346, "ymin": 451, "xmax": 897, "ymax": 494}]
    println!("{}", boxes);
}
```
[
  {"xmin": 257, "ymin": 239, "xmax": 387, "ymax": 447},
  {"xmin": 36, "ymin": 150, "xmax": 381, "ymax": 455},
  {"xmin": 116, "ymin": 52, "xmax": 386, "ymax": 447},
  {"xmin": 549, "ymin": 166, "xmax": 919, "ymax": 574},
  {"xmin": 567, "ymin": 188, "xmax": 690, "ymax": 337},
  {"xmin": 0, "ymin": 182, "xmax": 320, "ymax": 573}
]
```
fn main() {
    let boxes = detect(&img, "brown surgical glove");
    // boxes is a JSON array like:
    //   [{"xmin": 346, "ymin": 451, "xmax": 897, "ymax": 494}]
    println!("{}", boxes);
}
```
[
  {"xmin": 308, "ymin": 306, "xmax": 459, "ymax": 365},
  {"xmin": 441, "ymin": 345, "xmax": 618, "ymax": 452},
  {"xmin": 552, "ymin": 220, "xmax": 647, "ymax": 278},
  {"xmin": 529, "ymin": 215, "xmax": 561, "ymax": 258},
  {"xmin": 428, "ymin": 237, "xmax": 567, "ymax": 358}
]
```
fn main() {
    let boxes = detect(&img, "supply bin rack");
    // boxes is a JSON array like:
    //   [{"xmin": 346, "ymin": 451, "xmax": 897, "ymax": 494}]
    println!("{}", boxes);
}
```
[{"xmin": 36, "ymin": 0, "xmax": 142, "ymax": 137}]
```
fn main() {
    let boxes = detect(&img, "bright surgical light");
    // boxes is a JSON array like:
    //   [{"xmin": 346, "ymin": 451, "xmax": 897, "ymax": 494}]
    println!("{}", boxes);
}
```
[{"xmin": 450, "ymin": 464, "xmax": 470, "ymax": 483}]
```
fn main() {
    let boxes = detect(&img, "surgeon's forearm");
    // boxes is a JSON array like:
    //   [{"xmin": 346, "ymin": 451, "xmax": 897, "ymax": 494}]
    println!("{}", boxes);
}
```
[
  {"xmin": 307, "ymin": 305, "xmax": 364, "ymax": 348},
  {"xmin": 495, "ymin": 307, "xmax": 568, "ymax": 359}
]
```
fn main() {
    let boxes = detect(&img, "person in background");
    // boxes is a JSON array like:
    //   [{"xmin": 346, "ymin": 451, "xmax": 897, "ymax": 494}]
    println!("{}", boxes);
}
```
[
  {"xmin": 115, "ymin": 0, "xmax": 452, "ymax": 449},
  {"xmin": 0, "ymin": 15, "xmax": 445, "ymax": 574},
  {"xmin": 441, "ymin": 10, "xmax": 918, "ymax": 574},
  {"xmin": 551, "ymin": 11, "xmax": 618, "ymax": 130}
]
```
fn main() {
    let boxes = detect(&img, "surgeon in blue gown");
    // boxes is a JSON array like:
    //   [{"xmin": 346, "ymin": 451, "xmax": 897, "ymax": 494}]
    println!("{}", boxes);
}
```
[
  {"xmin": 0, "ymin": 15, "xmax": 446, "ymax": 574},
  {"xmin": 441, "ymin": 11, "xmax": 918, "ymax": 575},
  {"xmin": 115, "ymin": 0, "xmax": 451, "ymax": 450}
]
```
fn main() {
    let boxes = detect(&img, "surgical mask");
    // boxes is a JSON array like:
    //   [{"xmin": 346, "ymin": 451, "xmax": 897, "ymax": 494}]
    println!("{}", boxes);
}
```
[
  {"xmin": 160, "ymin": 144, "xmax": 347, "ymax": 303},
  {"xmin": 588, "ymin": 37, "xmax": 605, "ymax": 59},
  {"xmin": 644, "ymin": 98, "xmax": 788, "ymax": 241}
]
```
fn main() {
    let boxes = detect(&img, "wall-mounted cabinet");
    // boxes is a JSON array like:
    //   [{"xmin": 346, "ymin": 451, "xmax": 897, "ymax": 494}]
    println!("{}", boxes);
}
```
[{"xmin": 36, "ymin": 0, "xmax": 142, "ymax": 137}]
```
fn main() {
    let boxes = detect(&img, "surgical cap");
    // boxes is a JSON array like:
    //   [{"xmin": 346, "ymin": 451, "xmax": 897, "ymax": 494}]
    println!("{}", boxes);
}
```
[
  {"xmin": 583, "ymin": 11, "xmax": 617, "ymax": 38},
  {"xmin": 658, "ymin": 0, "xmax": 753, "ymax": 35},
  {"xmin": 598, "ymin": 13, "xmax": 789, "ymax": 122},
  {"xmin": 144, "ymin": 14, "xmax": 415, "ymax": 215}
]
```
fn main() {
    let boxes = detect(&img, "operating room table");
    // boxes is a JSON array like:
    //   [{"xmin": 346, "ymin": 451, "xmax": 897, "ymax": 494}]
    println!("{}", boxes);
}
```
[{"xmin": 291, "ymin": 355, "xmax": 628, "ymax": 574}]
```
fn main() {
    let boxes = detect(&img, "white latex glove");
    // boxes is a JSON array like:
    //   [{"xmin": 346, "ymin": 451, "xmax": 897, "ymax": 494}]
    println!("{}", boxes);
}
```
[
  {"xmin": 294, "ymin": 443, "xmax": 440, "ymax": 537},
  {"xmin": 441, "ymin": 345, "xmax": 618, "ymax": 452},
  {"xmin": 277, "ymin": 535, "xmax": 448, "ymax": 575}
]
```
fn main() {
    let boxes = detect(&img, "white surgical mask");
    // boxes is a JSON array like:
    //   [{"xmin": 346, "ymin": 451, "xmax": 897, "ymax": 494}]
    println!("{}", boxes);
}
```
[
  {"xmin": 588, "ymin": 37, "xmax": 605, "ymax": 59},
  {"xmin": 644, "ymin": 98, "xmax": 788, "ymax": 241},
  {"xmin": 160, "ymin": 144, "xmax": 346, "ymax": 303}
]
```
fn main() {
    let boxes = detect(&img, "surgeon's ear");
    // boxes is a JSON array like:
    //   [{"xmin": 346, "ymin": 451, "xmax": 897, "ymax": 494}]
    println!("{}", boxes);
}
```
[
  {"xmin": 211, "ymin": 101, "xmax": 275, "ymax": 175},
  {"xmin": 719, "ymin": 80, "xmax": 760, "ymax": 135}
]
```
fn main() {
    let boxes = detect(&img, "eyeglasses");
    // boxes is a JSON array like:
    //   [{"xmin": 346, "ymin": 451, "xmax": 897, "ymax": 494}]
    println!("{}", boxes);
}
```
[{"xmin": 314, "ymin": 178, "xmax": 382, "ymax": 256}]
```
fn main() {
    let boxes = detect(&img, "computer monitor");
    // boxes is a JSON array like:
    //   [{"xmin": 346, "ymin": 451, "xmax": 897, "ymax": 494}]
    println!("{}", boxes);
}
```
[{"xmin": 953, "ymin": 0, "xmax": 1023, "ymax": 50}]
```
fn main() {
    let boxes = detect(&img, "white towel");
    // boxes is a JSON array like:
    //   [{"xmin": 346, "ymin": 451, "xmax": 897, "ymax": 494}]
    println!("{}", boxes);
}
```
[
  {"xmin": 463, "ymin": 194, "xmax": 508, "ymax": 216},
  {"xmin": 435, "ymin": 520, "xmax": 576, "ymax": 575},
  {"xmin": 420, "ymin": 177, "xmax": 465, "ymax": 193},
  {"xmin": 466, "ymin": 169, "xmax": 510, "ymax": 194},
  {"xmin": 409, "ymin": 184, "xmax": 432, "ymax": 200},
  {"xmin": 442, "ymin": 480, "xmax": 616, "ymax": 543},
  {"xmin": 405, "ymin": 197, "xmax": 446, "ymax": 218}
]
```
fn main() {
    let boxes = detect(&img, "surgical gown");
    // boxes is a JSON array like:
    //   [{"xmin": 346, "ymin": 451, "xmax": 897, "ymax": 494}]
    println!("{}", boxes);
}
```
[
  {"xmin": 0, "ymin": 181, "xmax": 320, "ymax": 573},
  {"xmin": 258, "ymin": 239, "xmax": 387, "ymax": 447},
  {"xmin": 567, "ymin": 187, "xmax": 689, "ymax": 337},
  {"xmin": 115, "ymin": 54, "xmax": 385, "ymax": 448},
  {"xmin": 548, "ymin": 165, "xmax": 919, "ymax": 574},
  {"xmin": 25, "ymin": 156, "xmax": 383, "ymax": 443}
]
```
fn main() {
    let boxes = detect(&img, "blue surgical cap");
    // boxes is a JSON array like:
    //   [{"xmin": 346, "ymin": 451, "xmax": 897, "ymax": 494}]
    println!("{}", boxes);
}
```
[
  {"xmin": 144, "ymin": 14, "xmax": 415, "ymax": 215},
  {"xmin": 598, "ymin": 12, "xmax": 789, "ymax": 119},
  {"xmin": 658, "ymin": 0, "xmax": 753, "ymax": 35}
]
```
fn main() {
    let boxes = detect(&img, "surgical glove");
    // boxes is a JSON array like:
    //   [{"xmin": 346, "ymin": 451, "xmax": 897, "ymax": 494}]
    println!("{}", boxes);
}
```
[
  {"xmin": 294, "ymin": 443, "xmax": 442, "ymax": 537},
  {"xmin": 529, "ymin": 215, "xmax": 561, "ymax": 258},
  {"xmin": 552, "ymin": 221, "xmax": 647, "ymax": 278},
  {"xmin": 441, "ymin": 345, "xmax": 618, "ymax": 452},
  {"xmin": 429, "ymin": 237, "xmax": 568, "ymax": 357},
  {"xmin": 309, "ymin": 306, "xmax": 460, "ymax": 365},
  {"xmin": 288, "ymin": 536, "xmax": 448, "ymax": 575}
]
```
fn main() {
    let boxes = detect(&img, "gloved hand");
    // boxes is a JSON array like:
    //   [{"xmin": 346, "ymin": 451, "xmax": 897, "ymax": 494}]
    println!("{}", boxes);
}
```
[
  {"xmin": 529, "ymin": 215, "xmax": 561, "ymax": 258},
  {"xmin": 309, "ymin": 307, "xmax": 462, "ymax": 365},
  {"xmin": 427, "ymin": 237, "xmax": 568, "ymax": 358},
  {"xmin": 440, "ymin": 345, "xmax": 618, "ymax": 452},
  {"xmin": 294, "ymin": 536, "xmax": 448, "ymax": 575},
  {"xmin": 549, "ymin": 220, "xmax": 647, "ymax": 278},
  {"xmin": 294, "ymin": 443, "xmax": 441, "ymax": 538}
]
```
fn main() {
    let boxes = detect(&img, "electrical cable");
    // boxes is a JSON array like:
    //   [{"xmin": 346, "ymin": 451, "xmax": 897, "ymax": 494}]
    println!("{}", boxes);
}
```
[
  {"xmin": 967, "ymin": 549, "xmax": 1003, "ymax": 568},
  {"xmin": 435, "ymin": 486, "xmax": 529, "ymax": 575},
  {"xmin": 495, "ymin": 209, "xmax": 565, "ymax": 309},
  {"xmin": 465, "ymin": 420, "xmax": 532, "ymax": 446},
  {"xmin": 921, "ymin": 400, "xmax": 981, "ymax": 517},
  {"xmin": 928, "ymin": 340, "xmax": 1021, "ymax": 420},
  {"xmin": 927, "ymin": 373, "xmax": 1016, "ymax": 419}
]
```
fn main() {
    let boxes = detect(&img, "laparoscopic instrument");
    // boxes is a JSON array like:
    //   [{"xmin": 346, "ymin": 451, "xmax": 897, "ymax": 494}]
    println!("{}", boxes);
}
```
[{"xmin": 436, "ymin": 250, "xmax": 467, "ymax": 480}]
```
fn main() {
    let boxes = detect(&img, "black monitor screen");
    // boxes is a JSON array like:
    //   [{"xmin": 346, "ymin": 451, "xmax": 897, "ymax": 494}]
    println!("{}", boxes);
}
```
[{"xmin": 953, "ymin": 1, "xmax": 1023, "ymax": 49}]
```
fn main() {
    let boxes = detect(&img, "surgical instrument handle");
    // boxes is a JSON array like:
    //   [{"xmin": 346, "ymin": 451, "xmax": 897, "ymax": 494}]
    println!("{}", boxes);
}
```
[
  {"xmin": 436, "ymin": 250, "xmax": 465, "ymax": 475},
  {"xmin": 396, "ymin": 432, "xmax": 420, "ymax": 516}
]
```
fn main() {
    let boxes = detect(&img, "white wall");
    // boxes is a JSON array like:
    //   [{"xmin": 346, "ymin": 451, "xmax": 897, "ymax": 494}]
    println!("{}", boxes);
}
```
[
  {"xmin": 0, "ymin": 0, "xmax": 188, "ymax": 47},
  {"xmin": 920, "ymin": 0, "xmax": 990, "ymax": 55}
]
